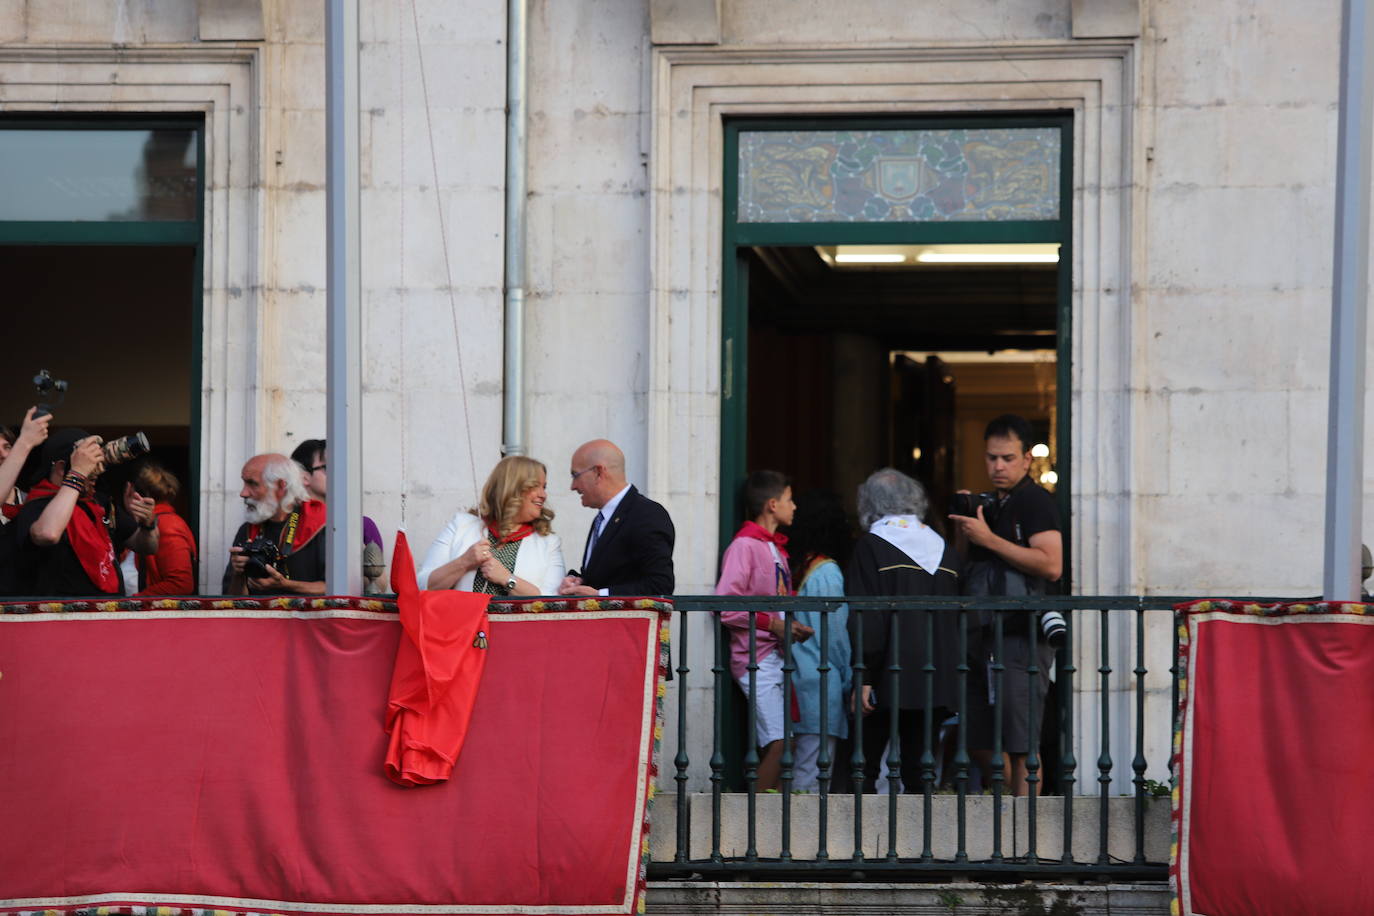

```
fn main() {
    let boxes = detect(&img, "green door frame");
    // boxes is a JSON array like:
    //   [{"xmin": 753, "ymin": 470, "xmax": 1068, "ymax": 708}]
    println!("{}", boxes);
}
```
[
  {"xmin": 0, "ymin": 115, "xmax": 207, "ymax": 541},
  {"xmin": 720, "ymin": 113, "xmax": 1075, "ymax": 576}
]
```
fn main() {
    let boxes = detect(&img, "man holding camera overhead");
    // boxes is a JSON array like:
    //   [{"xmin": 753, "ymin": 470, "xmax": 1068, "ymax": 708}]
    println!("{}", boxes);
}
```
[
  {"xmin": 7, "ymin": 429, "xmax": 159, "ymax": 597},
  {"xmin": 947, "ymin": 413, "xmax": 1063, "ymax": 797},
  {"xmin": 222, "ymin": 453, "xmax": 327, "ymax": 596}
]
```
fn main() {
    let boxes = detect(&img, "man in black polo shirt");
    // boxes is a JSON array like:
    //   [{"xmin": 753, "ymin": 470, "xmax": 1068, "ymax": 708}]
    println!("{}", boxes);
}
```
[
  {"xmin": 222, "ymin": 453, "xmax": 327, "ymax": 596},
  {"xmin": 948, "ymin": 413, "xmax": 1063, "ymax": 797},
  {"xmin": 9, "ymin": 429, "xmax": 159, "ymax": 597}
]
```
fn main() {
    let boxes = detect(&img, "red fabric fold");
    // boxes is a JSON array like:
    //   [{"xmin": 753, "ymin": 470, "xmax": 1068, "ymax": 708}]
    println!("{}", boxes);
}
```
[
  {"xmin": 384, "ymin": 530, "xmax": 491, "ymax": 786},
  {"xmin": 27, "ymin": 478, "xmax": 119, "ymax": 593}
]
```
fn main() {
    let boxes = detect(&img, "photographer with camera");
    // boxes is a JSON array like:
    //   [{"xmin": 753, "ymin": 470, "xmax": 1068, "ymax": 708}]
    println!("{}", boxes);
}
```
[
  {"xmin": 222, "ymin": 453, "xmax": 327, "ymax": 596},
  {"xmin": 947, "ymin": 414, "xmax": 1063, "ymax": 797},
  {"xmin": 5, "ymin": 429, "xmax": 159, "ymax": 596}
]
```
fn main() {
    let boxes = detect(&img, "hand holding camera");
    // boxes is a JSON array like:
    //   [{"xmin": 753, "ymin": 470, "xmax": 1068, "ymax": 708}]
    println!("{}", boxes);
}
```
[
  {"xmin": 16, "ymin": 407, "xmax": 51, "ymax": 452},
  {"xmin": 69, "ymin": 436, "xmax": 106, "ymax": 479}
]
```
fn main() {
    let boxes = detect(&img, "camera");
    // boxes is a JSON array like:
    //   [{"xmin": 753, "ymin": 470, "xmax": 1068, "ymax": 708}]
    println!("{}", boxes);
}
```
[
  {"xmin": 32, "ymin": 369, "xmax": 69, "ymax": 419},
  {"xmin": 240, "ymin": 536, "xmax": 282, "ymax": 578},
  {"xmin": 102, "ymin": 432, "xmax": 151, "ymax": 467},
  {"xmin": 951, "ymin": 491, "xmax": 999, "ymax": 519},
  {"xmin": 1040, "ymin": 610, "xmax": 1067, "ymax": 648}
]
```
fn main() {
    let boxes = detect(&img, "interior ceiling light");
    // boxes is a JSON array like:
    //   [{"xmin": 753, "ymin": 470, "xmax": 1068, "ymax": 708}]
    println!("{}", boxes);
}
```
[
  {"xmin": 819, "ymin": 243, "xmax": 1060, "ymax": 268},
  {"xmin": 917, "ymin": 252, "xmax": 1060, "ymax": 264},
  {"xmin": 834, "ymin": 253, "xmax": 907, "ymax": 264}
]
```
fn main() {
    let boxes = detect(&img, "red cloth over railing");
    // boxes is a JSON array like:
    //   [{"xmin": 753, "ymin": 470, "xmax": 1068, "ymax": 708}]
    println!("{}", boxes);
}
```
[
  {"xmin": 1172, "ymin": 600, "xmax": 1374, "ymax": 916},
  {"xmin": 0, "ymin": 594, "xmax": 670, "ymax": 916}
]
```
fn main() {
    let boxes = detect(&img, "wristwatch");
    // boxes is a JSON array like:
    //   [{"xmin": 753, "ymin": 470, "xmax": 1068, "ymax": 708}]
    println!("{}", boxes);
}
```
[{"xmin": 505, "ymin": 575, "xmax": 517, "ymax": 592}]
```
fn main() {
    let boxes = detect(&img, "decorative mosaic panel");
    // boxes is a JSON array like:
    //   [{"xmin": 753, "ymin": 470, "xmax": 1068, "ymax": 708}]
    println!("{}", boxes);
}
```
[{"xmin": 738, "ymin": 127, "xmax": 1061, "ymax": 223}]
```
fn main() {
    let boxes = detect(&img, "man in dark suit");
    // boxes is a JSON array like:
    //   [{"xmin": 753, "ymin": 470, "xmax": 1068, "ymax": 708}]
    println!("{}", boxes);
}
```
[{"xmin": 558, "ymin": 439, "xmax": 675, "ymax": 597}]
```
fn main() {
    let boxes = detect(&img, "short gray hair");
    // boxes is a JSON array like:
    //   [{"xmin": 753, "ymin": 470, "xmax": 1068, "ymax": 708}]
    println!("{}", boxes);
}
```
[
  {"xmin": 261, "ymin": 453, "xmax": 311, "ymax": 510},
  {"xmin": 856, "ymin": 468, "xmax": 929, "ymax": 529}
]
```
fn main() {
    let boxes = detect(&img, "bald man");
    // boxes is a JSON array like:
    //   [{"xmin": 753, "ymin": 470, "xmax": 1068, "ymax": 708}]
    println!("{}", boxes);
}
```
[{"xmin": 559, "ymin": 439, "xmax": 675, "ymax": 597}]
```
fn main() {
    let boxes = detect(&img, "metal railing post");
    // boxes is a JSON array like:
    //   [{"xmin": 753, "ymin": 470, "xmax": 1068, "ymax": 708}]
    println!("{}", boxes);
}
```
[
  {"xmin": 1060, "ymin": 609, "xmax": 1077, "ymax": 865},
  {"xmin": 1132, "ymin": 606, "xmax": 1149, "ymax": 864},
  {"xmin": 1097, "ymin": 608, "xmax": 1114, "ymax": 865},
  {"xmin": 817, "ymin": 604, "xmax": 831, "ymax": 861},
  {"xmin": 674, "ymin": 608, "xmax": 690, "ymax": 864}
]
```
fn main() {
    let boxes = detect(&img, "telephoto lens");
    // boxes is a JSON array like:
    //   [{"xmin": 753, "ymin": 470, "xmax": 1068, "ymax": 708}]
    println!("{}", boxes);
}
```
[
  {"xmin": 1040, "ymin": 610, "xmax": 1067, "ymax": 648},
  {"xmin": 102, "ymin": 432, "xmax": 151, "ymax": 467}
]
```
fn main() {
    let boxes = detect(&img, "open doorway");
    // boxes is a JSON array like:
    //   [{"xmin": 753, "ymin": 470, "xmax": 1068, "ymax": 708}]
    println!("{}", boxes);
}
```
[
  {"xmin": 743, "ymin": 243, "xmax": 1062, "ymax": 535},
  {"xmin": 0, "ymin": 245, "xmax": 198, "ymax": 525}
]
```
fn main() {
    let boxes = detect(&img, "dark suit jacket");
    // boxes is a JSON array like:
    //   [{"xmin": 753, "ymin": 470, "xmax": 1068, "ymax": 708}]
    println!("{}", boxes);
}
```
[{"xmin": 580, "ymin": 485, "xmax": 675, "ymax": 596}]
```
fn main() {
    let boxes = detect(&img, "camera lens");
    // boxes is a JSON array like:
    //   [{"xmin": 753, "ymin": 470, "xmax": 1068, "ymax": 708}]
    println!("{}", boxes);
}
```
[{"xmin": 1040, "ymin": 610, "xmax": 1067, "ymax": 647}]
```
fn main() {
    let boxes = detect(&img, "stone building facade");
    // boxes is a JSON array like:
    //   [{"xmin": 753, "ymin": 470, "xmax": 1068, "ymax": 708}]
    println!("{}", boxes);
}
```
[{"xmin": 0, "ymin": 0, "xmax": 1365, "ymax": 793}]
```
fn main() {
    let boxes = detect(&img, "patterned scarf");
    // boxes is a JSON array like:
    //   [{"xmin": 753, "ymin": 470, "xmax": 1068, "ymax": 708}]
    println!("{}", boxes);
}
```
[{"xmin": 471, "ymin": 524, "xmax": 533, "ymax": 595}]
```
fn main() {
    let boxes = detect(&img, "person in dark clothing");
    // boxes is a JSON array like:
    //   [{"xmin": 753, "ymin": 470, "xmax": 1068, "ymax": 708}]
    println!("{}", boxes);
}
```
[
  {"xmin": 558, "ymin": 439, "xmax": 675, "ymax": 597},
  {"xmin": 222, "ymin": 453, "xmax": 327, "ymax": 595},
  {"xmin": 846, "ymin": 467, "xmax": 965, "ymax": 794},
  {"xmin": 8, "ymin": 428, "xmax": 159, "ymax": 597},
  {"xmin": 947, "ymin": 413, "xmax": 1063, "ymax": 796}
]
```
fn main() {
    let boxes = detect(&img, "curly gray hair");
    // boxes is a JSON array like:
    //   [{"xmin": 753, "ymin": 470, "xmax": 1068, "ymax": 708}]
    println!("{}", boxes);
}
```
[
  {"xmin": 856, "ymin": 467, "xmax": 929, "ymax": 529},
  {"xmin": 261, "ymin": 453, "xmax": 311, "ymax": 510}
]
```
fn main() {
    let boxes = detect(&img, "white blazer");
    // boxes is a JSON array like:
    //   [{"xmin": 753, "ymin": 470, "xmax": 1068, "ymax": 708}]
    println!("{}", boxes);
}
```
[{"xmin": 417, "ymin": 511, "xmax": 565, "ymax": 596}]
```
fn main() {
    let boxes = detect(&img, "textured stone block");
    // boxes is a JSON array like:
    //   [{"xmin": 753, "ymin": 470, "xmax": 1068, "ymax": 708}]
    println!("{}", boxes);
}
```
[
  {"xmin": 198, "ymin": 0, "xmax": 264, "ymax": 41},
  {"xmin": 650, "ymin": 0, "xmax": 721, "ymax": 45},
  {"xmin": 1071, "ymin": 0, "xmax": 1139, "ymax": 38}
]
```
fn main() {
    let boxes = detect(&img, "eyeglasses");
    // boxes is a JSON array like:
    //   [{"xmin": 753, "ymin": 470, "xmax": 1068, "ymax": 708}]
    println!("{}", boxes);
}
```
[
  {"xmin": 570, "ymin": 465, "xmax": 597, "ymax": 482},
  {"xmin": 310, "ymin": 464, "xmax": 326, "ymax": 473}
]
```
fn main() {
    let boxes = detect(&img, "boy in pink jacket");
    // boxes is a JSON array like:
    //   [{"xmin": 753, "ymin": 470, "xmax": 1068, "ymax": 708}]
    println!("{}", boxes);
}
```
[{"xmin": 716, "ymin": 470, "xmax": 813, "ymax": 790}]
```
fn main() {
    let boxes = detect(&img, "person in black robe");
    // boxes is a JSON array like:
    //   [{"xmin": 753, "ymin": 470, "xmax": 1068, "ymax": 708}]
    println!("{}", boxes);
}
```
[{"xmin": 845, "ymin": 467, "xmax": 977, "ymax": 794}]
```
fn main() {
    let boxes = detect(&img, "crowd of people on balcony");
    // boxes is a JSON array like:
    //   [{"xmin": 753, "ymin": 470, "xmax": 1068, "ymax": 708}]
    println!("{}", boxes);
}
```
[
  {"xmin": 714, "ymin": 414, "xmax": 1063, "ymax": 796},
  {"xmin": 0, "ymin": 399, "xmax": 1060, "ymax": 794}
]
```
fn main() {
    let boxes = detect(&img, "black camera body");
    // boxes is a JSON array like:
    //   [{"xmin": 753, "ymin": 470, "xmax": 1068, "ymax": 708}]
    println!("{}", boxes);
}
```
[
  {"xmin": 241, "ymin": 536, "xmax": 282, "ymax": 579},
  {"xmin": 32, "ymin": 369, "xmax": 69, "ymax": 419},
  {"xmin": 951, "ymin": 491, "xmax": 999, "ymax": 520}
]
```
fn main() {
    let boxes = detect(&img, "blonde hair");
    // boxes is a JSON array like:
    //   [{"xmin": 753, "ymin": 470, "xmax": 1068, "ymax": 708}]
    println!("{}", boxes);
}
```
[{"xmin": 476, "ymin": 455, "xmax": 553, "ymax": 536}]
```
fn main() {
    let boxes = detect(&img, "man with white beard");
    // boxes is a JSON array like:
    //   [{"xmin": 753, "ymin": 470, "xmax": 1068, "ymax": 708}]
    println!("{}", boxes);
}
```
[{"xmin": 221, "ymin": 453, "xmax": 327, "ymax": 595}]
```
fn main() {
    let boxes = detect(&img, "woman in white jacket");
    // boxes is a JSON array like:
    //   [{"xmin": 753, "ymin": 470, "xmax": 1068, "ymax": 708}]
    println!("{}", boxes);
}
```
[{"xmin": 418, "ymin": 456, "xmax": 564, "ymax": 596}]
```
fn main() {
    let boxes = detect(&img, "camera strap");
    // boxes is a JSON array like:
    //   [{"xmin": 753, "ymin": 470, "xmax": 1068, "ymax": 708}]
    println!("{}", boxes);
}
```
[{"xmin": 280, "ymin": 510, "xmax": 301, "ymax": 557}]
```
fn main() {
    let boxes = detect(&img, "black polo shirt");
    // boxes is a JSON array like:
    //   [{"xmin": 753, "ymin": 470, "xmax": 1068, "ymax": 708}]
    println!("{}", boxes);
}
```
[
  {"xmin": 10, "ymin": 495, "xmax": 138, "ymax": 597},
  {"xmin": 221, "ymin": 516, "xmax": 327, "ymax": 595}
]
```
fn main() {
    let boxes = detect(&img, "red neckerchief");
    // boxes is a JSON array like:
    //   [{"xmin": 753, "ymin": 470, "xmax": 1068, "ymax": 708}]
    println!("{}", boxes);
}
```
[
  {"xmin": 27, "ymin": 478, "xmax": 120, "ymax": 593},
  {"xmin": 736, "ymin": 520, "xmax": 789, "ymax": 560},
  {"xmin": 487, "ymin": 522, "xmax": 535, "ymax": 545},
  {"xmin": 737, "ymin": 520, "xmax": 792, "ymax": 593},
  {"xmin": 248, "ymin": 499, "xmax": 327, "ymax": 553}
]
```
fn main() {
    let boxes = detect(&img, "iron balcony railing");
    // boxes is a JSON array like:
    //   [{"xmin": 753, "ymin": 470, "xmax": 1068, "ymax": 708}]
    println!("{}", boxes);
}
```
[{"xmin": 648, "ymin": 594, "xmax": 1272, "ymax": 883}]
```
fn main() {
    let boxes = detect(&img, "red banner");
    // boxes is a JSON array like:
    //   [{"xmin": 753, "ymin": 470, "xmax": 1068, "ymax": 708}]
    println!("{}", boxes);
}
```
[
  {"xmin": 1173, "ymin": 601, "xmax": 1374, "ymax": 916},
  {"xmin": 0, "ymin": 597, "xmax": 669, "ymax": 916}
]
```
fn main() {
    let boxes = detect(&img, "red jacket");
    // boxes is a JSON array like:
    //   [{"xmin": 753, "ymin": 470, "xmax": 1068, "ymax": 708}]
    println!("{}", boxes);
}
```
[{"xmin": 135, "ymin": 503, "xmax": 198, "ymax": 596}]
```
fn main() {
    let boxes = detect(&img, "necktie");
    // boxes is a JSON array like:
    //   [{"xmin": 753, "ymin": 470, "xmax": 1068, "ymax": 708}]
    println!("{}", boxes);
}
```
[{"xmin": 584, "ymin": 511, "xmax": 605, "ymax": 568}]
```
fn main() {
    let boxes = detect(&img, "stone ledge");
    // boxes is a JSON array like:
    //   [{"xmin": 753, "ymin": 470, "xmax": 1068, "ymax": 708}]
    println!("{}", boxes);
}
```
[
  {"xmin": 647, "ymin": 880, "xmax": 1171, "ymax": 915},
  {"xmin": 651, "ymin": 793, "xmax": 1170, "ymax": 863}
]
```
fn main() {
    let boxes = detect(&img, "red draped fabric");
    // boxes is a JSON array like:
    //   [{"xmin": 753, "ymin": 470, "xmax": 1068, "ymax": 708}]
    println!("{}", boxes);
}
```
[
  {"xmin": 0, "ymin": 595, "xmax": 669, "ymax": 916},
  {"xmin": 385, "ymin": 531, "xmax": 492, "ymax": 786},
  {"xmin": 1173, "ymin": 601, "xmax": 1374, "ymax": 916}
]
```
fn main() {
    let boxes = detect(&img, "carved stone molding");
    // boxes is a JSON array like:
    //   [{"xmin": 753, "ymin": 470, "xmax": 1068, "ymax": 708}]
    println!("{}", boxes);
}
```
[{"xmin": 0, "ymin": 47, "xmax": 263, "ymax": 593}]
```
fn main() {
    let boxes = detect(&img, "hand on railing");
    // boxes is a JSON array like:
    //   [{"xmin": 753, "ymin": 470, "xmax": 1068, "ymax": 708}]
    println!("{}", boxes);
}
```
[{"xmin": 768, "ymin": 616, "xmax": 813, "ymax": 642}]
